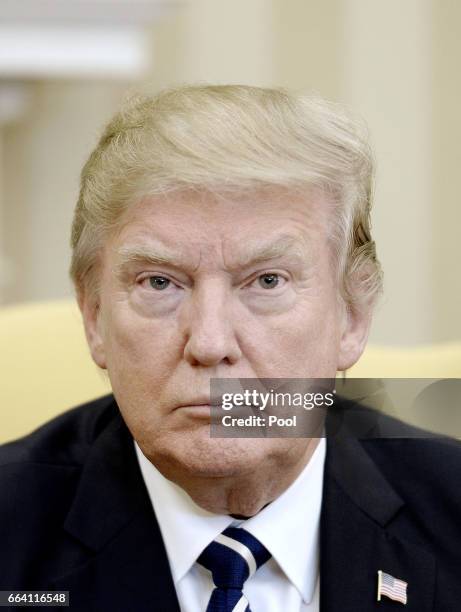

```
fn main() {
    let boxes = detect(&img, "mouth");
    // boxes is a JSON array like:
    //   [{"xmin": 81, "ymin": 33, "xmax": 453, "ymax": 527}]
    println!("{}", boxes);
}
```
[
  {"xmin": 173, "ymin": 403, "xmax": 211, "ymax": 420},
  {"xmin": 174, "ymin": 395, "xmax": 210, "ymax": 409}
]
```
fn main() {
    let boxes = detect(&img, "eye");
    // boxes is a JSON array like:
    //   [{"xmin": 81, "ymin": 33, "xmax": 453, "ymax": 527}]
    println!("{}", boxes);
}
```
[
  {"xmin": 257, "ymin": 273, "xmax": 281, "ymax": 289},
  {"xmin": 148, "ymin": 276, "xmax": 171, "ymax": 290}
]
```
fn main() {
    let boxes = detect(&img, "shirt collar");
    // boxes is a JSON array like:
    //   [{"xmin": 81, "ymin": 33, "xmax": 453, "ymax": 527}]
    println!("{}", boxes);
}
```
[{"xmin": 134, "ymin": 438, "xmax": 326, "ymax": 605}]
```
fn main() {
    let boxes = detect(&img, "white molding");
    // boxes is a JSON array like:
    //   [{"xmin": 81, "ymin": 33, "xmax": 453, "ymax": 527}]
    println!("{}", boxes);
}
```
[{"xmin": 0, "ymin": 26, "xmax": 150, "ymax": 78}]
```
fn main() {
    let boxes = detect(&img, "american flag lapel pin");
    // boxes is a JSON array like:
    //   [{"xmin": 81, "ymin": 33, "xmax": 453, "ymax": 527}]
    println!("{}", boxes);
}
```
[{"xmin": 377, "ymin": 570, "xmax": 408, "ymax": 605}]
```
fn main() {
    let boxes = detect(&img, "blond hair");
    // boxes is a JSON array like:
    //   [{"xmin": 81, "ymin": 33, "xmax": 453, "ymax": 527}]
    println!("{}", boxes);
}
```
[{"xmin": 70, "ymin": 84, "xmax": 382, "ymax": 309}]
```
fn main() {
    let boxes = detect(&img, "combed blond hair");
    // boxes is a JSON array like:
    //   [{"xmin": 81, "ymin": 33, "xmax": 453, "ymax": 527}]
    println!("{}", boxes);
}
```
[{"xmin": 70, "ymin": 84, "xmax": 382, "ymax": 310}]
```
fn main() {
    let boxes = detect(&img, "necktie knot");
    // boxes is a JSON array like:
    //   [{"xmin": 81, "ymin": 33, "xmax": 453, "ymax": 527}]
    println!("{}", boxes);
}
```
[{"xmin": 197, "ymin": 527, "xmax": 271, "ymax": 611}]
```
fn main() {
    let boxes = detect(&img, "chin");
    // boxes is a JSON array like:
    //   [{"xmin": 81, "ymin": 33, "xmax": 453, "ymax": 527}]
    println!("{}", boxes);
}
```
[{"xmin": 148, "ymin": 430, "xmax": 271, "ymax": 479}]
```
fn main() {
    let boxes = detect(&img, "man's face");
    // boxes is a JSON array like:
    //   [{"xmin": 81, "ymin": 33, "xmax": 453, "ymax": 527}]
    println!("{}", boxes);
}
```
[{"xmin": 82, "ymin": 187, "xmax": 369, "ymax": 482}]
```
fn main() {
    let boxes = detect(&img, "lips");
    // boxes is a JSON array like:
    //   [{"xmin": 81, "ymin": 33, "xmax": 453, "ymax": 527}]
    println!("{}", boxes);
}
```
[{"xmin": 175, "ymin": 399, "xmax": 210, "ymax": 410}]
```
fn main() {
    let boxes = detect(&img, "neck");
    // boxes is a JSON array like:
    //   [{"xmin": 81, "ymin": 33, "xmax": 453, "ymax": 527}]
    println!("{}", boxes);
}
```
[{"xmin": 158, "ymin": 438, "xmax": 320, "ymax": 516}]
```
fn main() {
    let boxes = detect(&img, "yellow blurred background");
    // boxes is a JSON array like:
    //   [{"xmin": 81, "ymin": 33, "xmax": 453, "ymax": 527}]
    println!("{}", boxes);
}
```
[{"xmin": 0, "ymin": 0, "xmax": 460, "ymax": 441}]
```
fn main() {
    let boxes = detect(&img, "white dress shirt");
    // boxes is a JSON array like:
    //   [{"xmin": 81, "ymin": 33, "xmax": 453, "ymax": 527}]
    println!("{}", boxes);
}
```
[{"xmin": 134, "ymin": 439, "xmax": 326, "ymax": 612}]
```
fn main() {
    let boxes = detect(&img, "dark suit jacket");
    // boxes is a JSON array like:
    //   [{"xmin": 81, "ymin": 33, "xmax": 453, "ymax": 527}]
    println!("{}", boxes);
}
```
[{"xmin": 0, "ymin": 394, "xmax": 460, "ymax": 611}]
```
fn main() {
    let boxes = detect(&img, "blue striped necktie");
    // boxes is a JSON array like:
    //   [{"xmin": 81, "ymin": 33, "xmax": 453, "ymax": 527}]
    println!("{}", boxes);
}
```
[{"xmin": 197, "ymin": 526, "xmax": 271, "ymax": 612}]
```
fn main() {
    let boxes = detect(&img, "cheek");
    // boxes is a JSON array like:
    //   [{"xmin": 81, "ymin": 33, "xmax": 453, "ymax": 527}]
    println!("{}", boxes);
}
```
[
  {"xmin": 101, "ymin": 303, "xmax": 182, "ymax": 386},
  {"xmin": 101, "ymin": 308, "xmax": 184, "ymax": 436},
  {"xmin": 249, "ymin": 297, "xmax": 342, "ymax": 376}
]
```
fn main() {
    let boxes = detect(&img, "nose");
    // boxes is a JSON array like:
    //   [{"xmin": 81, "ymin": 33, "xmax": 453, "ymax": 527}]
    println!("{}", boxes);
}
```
[{"xmin": 182, "ymin": 280, "xmax": 242, "ymax": 367}]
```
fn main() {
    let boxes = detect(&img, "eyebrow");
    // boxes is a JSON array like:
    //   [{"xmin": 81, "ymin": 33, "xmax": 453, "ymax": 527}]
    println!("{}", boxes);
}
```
[
  {"xmin": 114, "ymin": 234, "xmax": 311, "ymax": 277},
  {"xmin": 225, "ymin": 234, "xmax": 311, "ymax": 271},
  {"xmin": 114, "ymin": 241, "xmax": 188, "ymax": 276}
]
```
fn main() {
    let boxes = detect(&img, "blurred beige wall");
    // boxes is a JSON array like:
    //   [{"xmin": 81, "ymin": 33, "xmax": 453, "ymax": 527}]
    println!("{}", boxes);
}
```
[
  {"xmin": 433, "ymin": 0, "xmax": 461, "ymax": 342},
  {"xmin": 1, "ymin": 80, "xmax": 127, "ymax": 303},
  {"xmin": 340, "ymin": 0, "xmax": 434, "ymax": 344},
  {"xmin": 1, "ymin": 0, "xmax": 460, "ymax": 346}
]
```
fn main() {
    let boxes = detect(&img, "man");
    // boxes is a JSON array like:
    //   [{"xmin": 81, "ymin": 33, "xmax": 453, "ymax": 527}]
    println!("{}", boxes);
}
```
[{"xmin": 0, "ymin": 85, "xmax": 460, "ymax": 611}]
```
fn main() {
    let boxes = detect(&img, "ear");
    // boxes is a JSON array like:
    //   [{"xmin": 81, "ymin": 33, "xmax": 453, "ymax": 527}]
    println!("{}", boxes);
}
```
[
  {"xmin": 337, "ymin": 302, "xmax": 372, "ymax": 371},
  {"xmin": 77, "ymin": 288, "xmax": 107, "ymax": 370}
]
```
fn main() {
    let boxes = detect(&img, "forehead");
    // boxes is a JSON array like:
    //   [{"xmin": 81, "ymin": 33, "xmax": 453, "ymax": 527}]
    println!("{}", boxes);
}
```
[{"xmin": 108, "ymin": 186, "xmax": 333, "ymax": 267}]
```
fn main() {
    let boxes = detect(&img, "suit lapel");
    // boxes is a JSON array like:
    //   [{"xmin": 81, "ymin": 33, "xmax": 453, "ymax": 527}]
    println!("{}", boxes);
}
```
[
  {"xmin": 51, "ymin": 410, "xmax": 180, "ymax": 612},
  {"xmin": 320, "ymin": 434, "xmax": 436, "ymax": 611}
]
